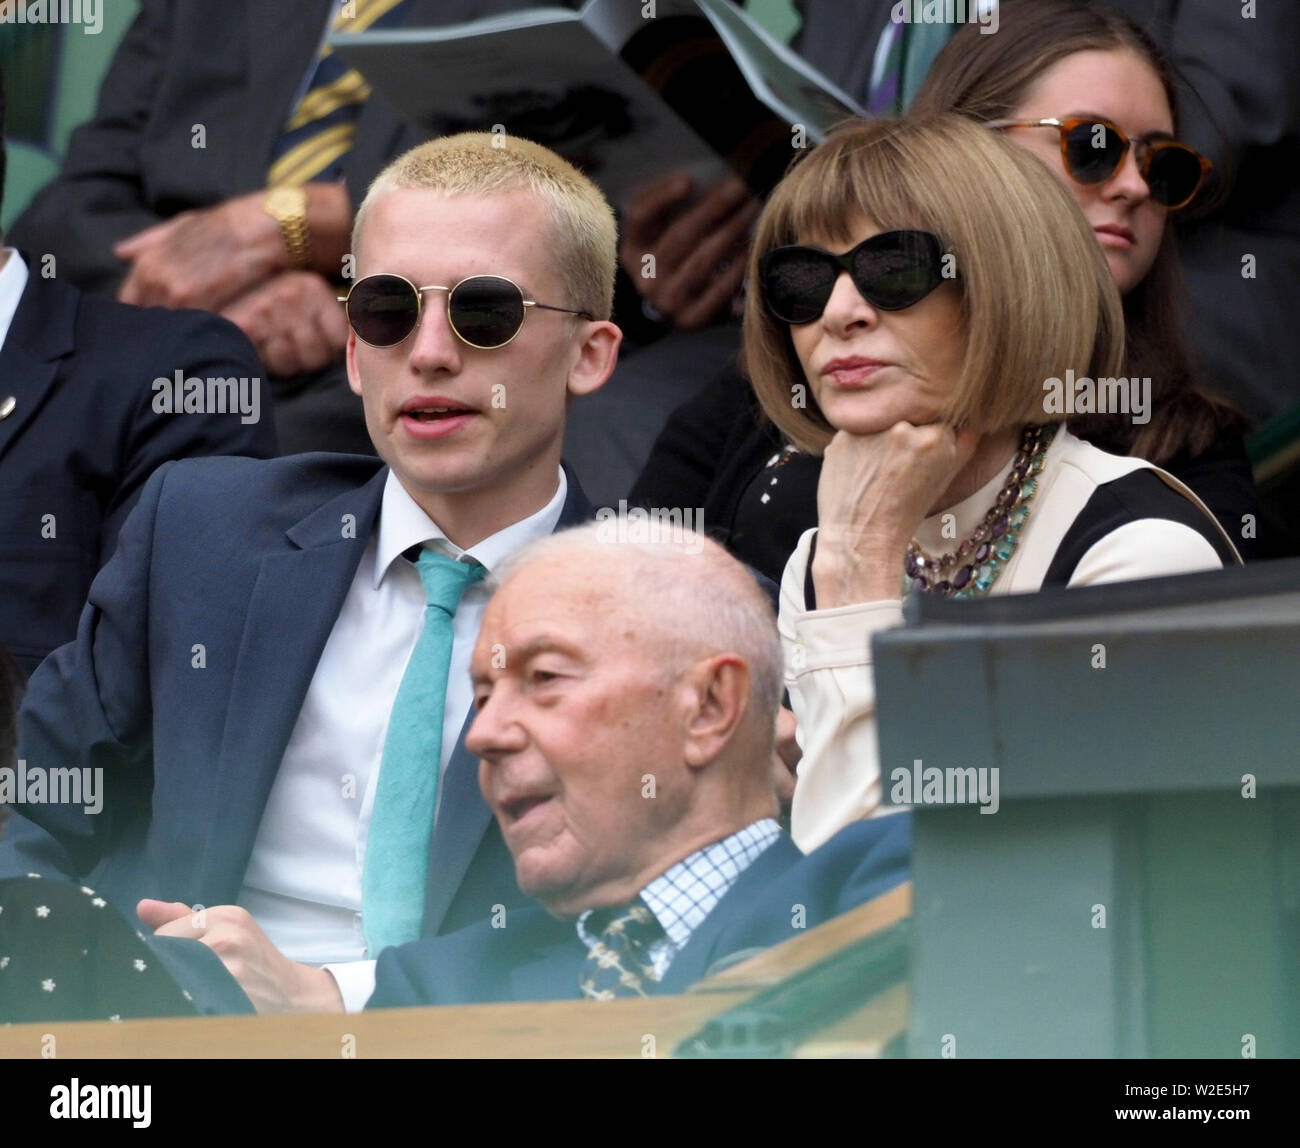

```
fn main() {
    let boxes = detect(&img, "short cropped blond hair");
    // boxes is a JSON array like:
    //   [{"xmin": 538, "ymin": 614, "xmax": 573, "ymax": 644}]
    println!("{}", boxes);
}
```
[
  {"xmin": 353, "ymin": 132, "xmax": 617, "ymax": 320},
  {"xmin": 743, "ymin": 114, "xmax": 1125, "ymax": 453}
]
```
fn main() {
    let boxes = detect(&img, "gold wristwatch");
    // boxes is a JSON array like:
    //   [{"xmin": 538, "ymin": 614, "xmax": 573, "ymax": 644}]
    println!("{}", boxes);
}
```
[{"xmin": 264, "ymin": 185, "xmax": 311, "ymax": 270}]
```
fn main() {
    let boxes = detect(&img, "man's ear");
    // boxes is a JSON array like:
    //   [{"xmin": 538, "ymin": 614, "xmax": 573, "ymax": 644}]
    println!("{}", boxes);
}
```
[
  {"xmin": 565, "ymin": 320, "xmax": 622, "ymax": 398},
  {"xmin": 345, "ymin": 331, "xmax": 363, "ymax": 398},
  {"xmin": 681, "ymin": 653, "xmax": 750, "ymax": 769}
]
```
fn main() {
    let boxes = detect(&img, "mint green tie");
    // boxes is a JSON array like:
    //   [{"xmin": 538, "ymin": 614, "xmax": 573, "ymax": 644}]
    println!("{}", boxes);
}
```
[{"xmin": 363, "ymin": 548, "xmax": 485, "ymax": 956}]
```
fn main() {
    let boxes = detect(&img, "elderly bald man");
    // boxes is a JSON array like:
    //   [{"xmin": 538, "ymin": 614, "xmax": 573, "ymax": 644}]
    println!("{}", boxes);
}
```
[
  {"xmin": 360, "ymin": 524, "xmax": 910, "ymax": 1009},
  {"xmin": 140, "ymin": 526, "xmax": 907, "ymax": 1010}
]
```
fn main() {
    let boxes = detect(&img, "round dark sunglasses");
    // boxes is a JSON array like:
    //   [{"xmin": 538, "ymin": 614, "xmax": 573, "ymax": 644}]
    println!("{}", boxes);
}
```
[
  {"xmin": 340, "ymin": 273, "xmax": 594, "ymax": 349},
  {"xmin": 759, "ymin": 229, "xmax": 950, "ymax": 325},
  {"xmin": 987, "ymin": 117, "xmax": 1212, "ymax": 210}
]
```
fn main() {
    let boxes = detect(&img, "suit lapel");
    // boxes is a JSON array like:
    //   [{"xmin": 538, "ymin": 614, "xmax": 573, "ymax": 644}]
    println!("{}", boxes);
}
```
[
  {"xmin": 422, "ymin": 709, "xmax": 491, "ymax": 934},
  {"xmin": 196, "ymin": 466, "xmax": 388, "ymax": 899},
  {"xmin": 509, "ymin": 941, "xmax": 585, "ymax": 1002},
  {"xmin": 0, "ymin": 272, "xmax": 75, "ymax": 464},
  {"xmin": 557, "ymin": 463, "xmax": 595, "ymax": 528},
  {"xmin": 344, "ymin": 0, "xmax": 431, "ymax": 199},
  {"xmin": 244, "ymin": 0, "xmax": 334, "ymax": 190},
  {"xmin": 422, "ymin": 467, "xmax": 595, "ymax": 933},
  {"xmin": 506, "ymin": 913, "xmax": 585, "ymax": 1002},
  {"xmin": 657, "ymin": 837, "xmax": 803, "ymax": 994}
]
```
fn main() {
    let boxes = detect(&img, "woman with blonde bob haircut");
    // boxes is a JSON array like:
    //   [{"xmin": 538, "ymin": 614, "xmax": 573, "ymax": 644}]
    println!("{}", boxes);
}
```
[{"xmin": 748, "ymin": 115, "xmax": 1240, "ymax": 851}]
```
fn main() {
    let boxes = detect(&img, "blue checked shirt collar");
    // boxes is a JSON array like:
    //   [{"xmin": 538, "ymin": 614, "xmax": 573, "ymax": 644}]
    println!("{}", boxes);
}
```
[{"xmin": 576, "ymin": 819, "xmax": 782, "ymax": 979}]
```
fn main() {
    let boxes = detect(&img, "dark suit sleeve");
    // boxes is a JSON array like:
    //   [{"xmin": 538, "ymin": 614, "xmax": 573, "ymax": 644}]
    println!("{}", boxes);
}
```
[
  {"xmin": 729, "ymin": 818, "xmax": 912, "ymax": 949},
  {"xmin": 627, "ymin": 365, "xmax": 754, "ymax": 512},
  {"xmin": 146, "ymin": 936, "xmax": 256, "ymax": 1016},
  {"xmin": 368, "ymin": 910, "xmax": 574, "ymax": 1008},
  {"xmin": 367, "ymin": 945, "xmax": 434, "ymax": 1010},
  {"xmin": 0, "ymin": 465, "xmax": 169, "ymax": 882},
  {"xmin": 832, "ymin": 814, "xmax": 913, "ymax": 913},
  {"xmin": 661, "ymin": 821, "xmax": 913, "ymax": 992},
  {"xmin": 7, "ymin": 0, "xmax": 176, "ymax": 293},
  {"xmin": 106, "ymin": 309, "xmax": 278, "ymax": 563},
  {"xmin": 789, "ymin": 0, "xmax": 885, "ymax": 106},
  {"xmin": 367, "ymin": 924, "xmax": 492, "ymax": 1009}
]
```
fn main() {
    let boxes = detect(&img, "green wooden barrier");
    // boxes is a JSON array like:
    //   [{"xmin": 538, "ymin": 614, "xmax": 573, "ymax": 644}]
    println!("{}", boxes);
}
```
[{"xmin": 874, "ymin": 561, "xmax": 1300, "ymax": 1057}]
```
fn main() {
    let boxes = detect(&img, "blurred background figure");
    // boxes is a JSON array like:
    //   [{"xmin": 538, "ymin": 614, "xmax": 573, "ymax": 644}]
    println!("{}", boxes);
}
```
[
  {"xmin": 6, "ymin": 1, "xmax": 1294, "ymax": 514},
  {"xmin": 574, "ymin": 0, "xmax": 952, "ymax": 505},
  {"xmin": 0, "ymin": 69, "xmax": 276, "ymax": 679},
  {"xmin": 633, "ymin": 0, "xmax": 1300, "ymax": 573},
  {"xmin": 4, "ymin": 1, "xmax": 572, "ymax": 456}
]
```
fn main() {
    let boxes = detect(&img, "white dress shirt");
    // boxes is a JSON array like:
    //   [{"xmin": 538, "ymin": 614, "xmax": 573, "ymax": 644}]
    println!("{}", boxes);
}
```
[
  {"xmin": 0, "ymin": 250, "xmax": 29, "ymax": 351},
  {"xmin": 237, "ymin": 467, "xmax": 567, "ymax": 1011}
]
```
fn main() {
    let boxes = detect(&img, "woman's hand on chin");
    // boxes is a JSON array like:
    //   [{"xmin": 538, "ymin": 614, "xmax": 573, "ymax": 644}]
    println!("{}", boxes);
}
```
[{"xmin": 812, "ymin": 422, "xmax": 979, "ymax": 607}]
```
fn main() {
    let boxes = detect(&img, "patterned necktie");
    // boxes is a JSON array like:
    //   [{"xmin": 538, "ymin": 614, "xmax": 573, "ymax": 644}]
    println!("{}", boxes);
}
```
[
  {"xmin": 267, "ymin": 0, "xmax": 408, "ymax": 187},
  {"xmin": 579, "ymin": 902, "xmax": 667, "ymax": 1000},
  {"xmin": 362, "ymin": 548, "xmax": 484, "ymax": 956}
]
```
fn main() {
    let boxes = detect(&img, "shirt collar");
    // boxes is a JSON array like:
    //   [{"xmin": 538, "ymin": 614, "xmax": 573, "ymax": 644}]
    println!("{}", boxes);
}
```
[
  {"xmin": 371, "ymin": 466, "xmax": 567, "ymax": 589},
  {"xmin": 577, "ymin": 818, "xmax": 783, "ymax": 953},
  {"xmin": 0, "ymin": 250, "xmax": 30, "ymax": 352}
]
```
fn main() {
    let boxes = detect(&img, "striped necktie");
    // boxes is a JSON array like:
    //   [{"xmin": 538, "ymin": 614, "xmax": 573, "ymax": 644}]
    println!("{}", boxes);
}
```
[
  {"xmin": 362, "ymin": 548, "xmax": 485, "ymax": 956},
  {"xmin": 267, "ymin": 0, "xmax": 408, "ymax": 188}
]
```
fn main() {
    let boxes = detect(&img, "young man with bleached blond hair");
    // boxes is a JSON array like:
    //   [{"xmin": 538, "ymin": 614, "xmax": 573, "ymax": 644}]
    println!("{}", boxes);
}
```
[{"xmin": 1, "ymin": 133, "xmax": 623, "ymax": 1014}]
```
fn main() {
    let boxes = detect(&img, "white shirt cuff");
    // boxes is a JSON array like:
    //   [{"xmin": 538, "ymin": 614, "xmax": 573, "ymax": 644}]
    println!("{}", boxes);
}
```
[{"xmin": 321, "ymin": 960, "xmax": 378, "ymax": 1013}]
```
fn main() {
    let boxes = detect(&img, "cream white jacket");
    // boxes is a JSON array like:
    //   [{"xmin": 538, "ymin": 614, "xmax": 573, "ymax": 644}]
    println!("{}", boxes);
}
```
[{"xmin": 781, "ymin": 428, "xmax": 1234, "ymax": 851}]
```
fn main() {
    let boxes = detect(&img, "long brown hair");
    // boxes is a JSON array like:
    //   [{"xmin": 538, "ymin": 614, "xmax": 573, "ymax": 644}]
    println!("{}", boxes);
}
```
[{"xmin": 911, "ymin": 0, "xmax": 1246, "ymax": 463}]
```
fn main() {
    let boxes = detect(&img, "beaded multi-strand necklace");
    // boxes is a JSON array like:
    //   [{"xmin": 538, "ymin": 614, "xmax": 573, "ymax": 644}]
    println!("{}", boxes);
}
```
[{"xmin": 903, "ymin": 422, "xmax": 1057, "ymax": 598}]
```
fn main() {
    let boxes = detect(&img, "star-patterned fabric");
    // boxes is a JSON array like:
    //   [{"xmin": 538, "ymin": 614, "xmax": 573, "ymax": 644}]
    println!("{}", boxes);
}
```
[{"xmin": 0, "ymin": 876, "xmax": 195, "ymax": 1023}]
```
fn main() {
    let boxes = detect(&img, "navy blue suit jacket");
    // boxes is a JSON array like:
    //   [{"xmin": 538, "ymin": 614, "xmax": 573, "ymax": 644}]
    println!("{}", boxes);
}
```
[
  {"xmin": 367, "ymin": 816, "xmax": 912, "ymax": 1008},
  {"xmin": 0, "ymin": 267, "xmax": 276, "ymax": 677},
  {"xmin": 0, "ymin": 454, "xmax": 594, "ymax": 960}
]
